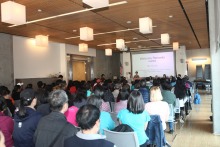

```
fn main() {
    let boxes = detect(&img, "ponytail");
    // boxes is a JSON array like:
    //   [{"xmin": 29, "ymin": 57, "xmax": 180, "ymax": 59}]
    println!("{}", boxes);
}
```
[{"xmin": 18, "ymin": 97, "xmax": 34, "ymax": 118}]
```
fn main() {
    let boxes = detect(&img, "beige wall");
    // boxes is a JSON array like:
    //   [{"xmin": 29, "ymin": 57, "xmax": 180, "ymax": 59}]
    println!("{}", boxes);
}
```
[{"xmin": 186, "ymin": 48, "xmax": 211, "ymax": 80}]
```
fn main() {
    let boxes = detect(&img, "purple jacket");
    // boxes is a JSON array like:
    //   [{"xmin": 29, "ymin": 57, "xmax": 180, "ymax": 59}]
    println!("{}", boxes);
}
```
[{"xmin": 0, "ymin": 112, "xmax": 14, "ymax": 147}]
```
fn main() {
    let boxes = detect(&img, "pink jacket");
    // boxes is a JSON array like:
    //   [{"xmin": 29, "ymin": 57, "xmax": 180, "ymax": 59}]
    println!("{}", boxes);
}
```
[{"xmin": 64, "ymin": 106, "xmax": 79, "ymax": 126}]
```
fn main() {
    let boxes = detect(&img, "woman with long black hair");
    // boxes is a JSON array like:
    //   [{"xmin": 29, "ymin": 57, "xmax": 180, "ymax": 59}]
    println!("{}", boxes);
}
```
[{"xmin": 13, "ymin": 89, "xmax": 41, "ymax": 147}]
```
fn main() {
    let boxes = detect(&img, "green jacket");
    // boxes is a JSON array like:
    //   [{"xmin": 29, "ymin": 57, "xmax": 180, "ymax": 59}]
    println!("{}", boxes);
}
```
[{"xmin": 161, "ymin": 90, "xmax": 176, "ymax": 107}]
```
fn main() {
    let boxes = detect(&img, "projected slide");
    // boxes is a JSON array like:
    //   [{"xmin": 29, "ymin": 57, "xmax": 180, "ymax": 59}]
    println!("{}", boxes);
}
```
[{"xmin": 132, "ymin": 52, "xmax": 175, "ymax": 77}]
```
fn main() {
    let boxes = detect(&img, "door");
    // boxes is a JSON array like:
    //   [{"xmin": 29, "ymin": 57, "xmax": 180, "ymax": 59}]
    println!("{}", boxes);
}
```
[{"xmin": 72, "ymin": 61, "xmax": 86, "ymax": 81}]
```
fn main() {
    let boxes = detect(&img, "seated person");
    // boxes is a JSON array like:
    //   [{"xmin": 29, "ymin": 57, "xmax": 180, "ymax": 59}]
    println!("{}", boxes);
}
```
[
  {"xmin": 133, "ymin": 71, "xmax": 140, "ymax": 80},
  {"xmin": 114, "ymin": 88, "xmax": 129, "ymax": 114},
  {"xmin": 145, "ymin": 86, "xmax": 169, "ymax": 131},
  {"xmin": 112, "ymin": 83, "xmax": 121, "ymax": 102},
  {"xmin": 64, "ymin": 105, "xmax": 79, "ymax": 126},
  {"xmin": 0, "ymin": 86, "xmax": 15, "ymax": 117},
  {"xmin": 0, "ymin": 97, "xmax": 14, "ymax": 147},
  {"xmin": 13, "ymin": 89, "xmax": 42, "ymax": 147},
  {"xmin": 139, "ymin": 80, "xmax": 150, "ymax": 103},
  {"xmin": 117, "ymin": 91, "xmax": 151, "ymax": 147},
  {"xmin": 64, "ymin": 104, "xmax": 115, "ymax": 147},
  {"xmin": 87, "ymin": 95, "xmax": 115, "ymax": 135},
  {"xmin": 94, "ymin": 85, "xmax": 111, "ymax": 112},
  {"xmin": 161, "ymin": 83, "xmax": 176, "ymax": 133}
]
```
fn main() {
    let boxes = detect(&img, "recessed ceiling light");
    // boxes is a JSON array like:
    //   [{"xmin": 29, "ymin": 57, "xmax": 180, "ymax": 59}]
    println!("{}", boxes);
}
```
[
  {"xmin": 169, "ymin": 15, "xmax": 173, "ymax": 18},
  {"xmin": 72, "ymin": 30, "xmax": 77, "ymax": 32},
  {"xmin": 38, "ymin": 9, "xmax": 42, "ymax": 12},
  {"xmin": 127, "ymin": 21, "xmax": 132, "ymax": 24}
]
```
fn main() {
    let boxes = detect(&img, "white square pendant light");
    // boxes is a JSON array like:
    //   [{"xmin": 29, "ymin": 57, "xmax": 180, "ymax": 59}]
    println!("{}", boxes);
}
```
[
  {"xmin": 80, "ymin": 27, "xmax": 94, "ymax": 41},
  {"xmin": 35, "ymin": 35, "xmax": 48, "ymax": 47},
  {"xmin": 139, "ymin": 17, "xmax": 153, "ymax": 34},
  {"xmin": 173, "ymin": 42, "xmax": 179, "ymax": 50},
  {"xmin": 161, "ymin": 33, "xmax": 170, "ymax": 45},
  {"xmin": 79, "ymin": 43, "xmax": 88, "ymax": 52},
  {"xmin": 82, "ymin": 0, "xmax": 109, "ymax": 8},
  {"xmin": 105, "ymin": 49, "xmax": 112, "ymax": 56},
  {"xmin": 116, "ymin": 39, "xmax": 125, "ymax": 49},
  {"xmin": 1, "ymin": 1, "xmax": 26, "ymax": 25}
]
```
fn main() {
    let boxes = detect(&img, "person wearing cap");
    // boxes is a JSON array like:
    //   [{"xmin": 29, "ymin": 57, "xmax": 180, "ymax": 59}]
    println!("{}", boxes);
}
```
[
  {"xmin": 13, "ymin": 89, "xmax": 42, "ymax": 147},
  {"xmin": 34, "ymin": 90, "xmax": 77, "ymax": 147}
]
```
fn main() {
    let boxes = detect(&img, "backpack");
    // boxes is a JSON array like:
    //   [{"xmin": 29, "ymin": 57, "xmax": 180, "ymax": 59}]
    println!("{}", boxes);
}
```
[{"xmin": 194, "ymin": 93, "xmax": 201, "ymax": 104}]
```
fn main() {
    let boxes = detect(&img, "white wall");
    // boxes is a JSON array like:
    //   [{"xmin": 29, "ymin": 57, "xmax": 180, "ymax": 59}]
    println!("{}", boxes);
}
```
[
  {"xmin": 66, "ymin": 44, "xmax": 96, "ymax": 57},
  {"xmin": 13, "ymin": 36, "xmax": 66, "ymax": 79},
  {"xmin": 186, "ymin": 48, "xmax": 211, "ymax": 80}
]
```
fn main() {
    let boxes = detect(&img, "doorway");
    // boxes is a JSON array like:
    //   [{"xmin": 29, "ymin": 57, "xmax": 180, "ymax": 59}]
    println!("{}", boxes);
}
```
[{"xmin": 72, "ymin": 61, "xmax": 86, "ymax": 81}]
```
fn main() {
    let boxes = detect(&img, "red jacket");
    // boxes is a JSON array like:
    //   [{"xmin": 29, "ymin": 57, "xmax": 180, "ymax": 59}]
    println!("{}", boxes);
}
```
[{"xmin": 0, "ymin": 112, "xmax": 14, "ymax": 147}]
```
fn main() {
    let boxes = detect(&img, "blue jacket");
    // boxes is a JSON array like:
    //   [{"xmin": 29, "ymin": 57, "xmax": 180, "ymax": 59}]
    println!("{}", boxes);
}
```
[
  {"xmin": 139, "ymin": 88, "xmax": 150, "ymax": 103},
  {"xmin": 146, "ymin": 115, "xmax": 166, "ymax": 147},
  {"xmin": 13, "ymin": 107, "xmax": 42, "ymax": 147}
]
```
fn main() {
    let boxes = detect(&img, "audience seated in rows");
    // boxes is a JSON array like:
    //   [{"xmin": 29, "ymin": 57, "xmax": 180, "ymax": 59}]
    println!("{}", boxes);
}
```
[{"xmin": 0, "ymin": 73, "xmax": 194, "ymax": 147}]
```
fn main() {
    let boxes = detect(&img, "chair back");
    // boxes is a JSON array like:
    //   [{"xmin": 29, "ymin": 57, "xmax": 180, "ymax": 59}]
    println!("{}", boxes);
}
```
[
  {"xmin": 104, "ymin": 129, "xmax": 139, "ymax": 147},
  {"xmin": 109, "ymin": 112, "xmax": 119, "ymax": 126},
  {"xmin": 167, "ymin": 104, "xmax": 174, "ymax": 122}
]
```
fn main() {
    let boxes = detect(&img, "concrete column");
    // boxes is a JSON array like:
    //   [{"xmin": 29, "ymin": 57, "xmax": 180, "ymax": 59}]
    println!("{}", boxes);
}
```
[
  {"xmin": 121, "ymin": 52, "xmax": 131, "ymax": 78},
  {"xmin": 0, "ymin": 33, "xmax": 14, "ymax": 89},
  {"xmin": 175, "ymin": 46, "xmax": 187, "ymax": 77},
  {"xmin": 208, "ymin": 0, "xmax": 220, "ymax": 135}
]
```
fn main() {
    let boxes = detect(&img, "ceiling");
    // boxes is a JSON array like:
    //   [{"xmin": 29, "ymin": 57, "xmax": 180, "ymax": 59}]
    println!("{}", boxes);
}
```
[{"xmin": 0, "ymin": 0, "xmax": 209, "ymax": 51}]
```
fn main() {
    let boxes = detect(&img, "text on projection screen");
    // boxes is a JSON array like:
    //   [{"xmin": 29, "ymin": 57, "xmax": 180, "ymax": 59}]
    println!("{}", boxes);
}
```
[{"xmin": 132, "ymin": 52, "xmax": 175, "ymax": 77}]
